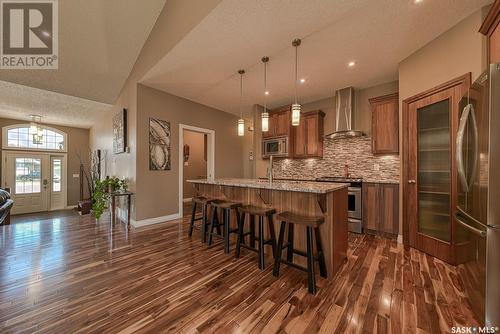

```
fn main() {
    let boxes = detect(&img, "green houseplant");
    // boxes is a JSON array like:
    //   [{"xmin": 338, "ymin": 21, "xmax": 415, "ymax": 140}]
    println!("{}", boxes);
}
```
[{"xmin": 91, "ymin": 176, "xmax": 128, "ymax": 219}]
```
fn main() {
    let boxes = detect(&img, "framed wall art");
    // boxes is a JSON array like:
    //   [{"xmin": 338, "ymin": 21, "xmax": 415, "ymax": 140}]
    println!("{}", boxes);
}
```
[
  {"xmin": 112, "ymin": 108, "xmax": 127, "ymax": 154},
  {"xmin": 149, "ymin": 118, "xmax": 171, "ymax": 171}
]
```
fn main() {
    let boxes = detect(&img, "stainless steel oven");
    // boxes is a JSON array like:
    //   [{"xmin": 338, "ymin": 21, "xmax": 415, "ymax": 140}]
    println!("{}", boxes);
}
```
[
  {"xmin": 262, "ymin": 136, "xmax": 289, "ymax": 158},
  {"xmin": 316, "ymin": 177, "xmax": 363, "ymax": 233},
  {"xmin": 348, "ymin": 186, "xmax": 362, "ymax": 220}
]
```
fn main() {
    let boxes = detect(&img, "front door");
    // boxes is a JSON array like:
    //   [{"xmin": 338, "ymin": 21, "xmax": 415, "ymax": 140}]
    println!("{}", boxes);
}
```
[
  {"xmin": 2, "ymin": 152, "xmax": 65, "ymax": 215},
  {"xmin": 3, "ymin": 152, "xmax": 49, "ymax": 214}
]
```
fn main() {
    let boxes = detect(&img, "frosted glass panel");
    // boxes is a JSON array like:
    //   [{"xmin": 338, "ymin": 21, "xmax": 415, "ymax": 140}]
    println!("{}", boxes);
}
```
[{"xmin": 417, "ymin": 99, "xmax": 451, "ymax": 242}]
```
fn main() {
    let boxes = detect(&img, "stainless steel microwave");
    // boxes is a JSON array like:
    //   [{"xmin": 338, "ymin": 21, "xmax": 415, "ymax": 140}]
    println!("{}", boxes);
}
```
[{"xmin": 262, "ymin": 136, "xmax": 289, "ymax": 158}]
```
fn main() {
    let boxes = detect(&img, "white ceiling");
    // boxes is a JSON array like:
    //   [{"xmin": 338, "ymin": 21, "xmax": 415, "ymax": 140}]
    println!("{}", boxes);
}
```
[
  {"xmin": 0, "ymin": 0, "xmax": 166, "ymax": 104},
  {"xmin": 0, "ymin": 80, "xmax": 112, "ymax": 129},
  {"xmin": 140, "ymin": 0, "xmax": 491, "ymax": 116}
]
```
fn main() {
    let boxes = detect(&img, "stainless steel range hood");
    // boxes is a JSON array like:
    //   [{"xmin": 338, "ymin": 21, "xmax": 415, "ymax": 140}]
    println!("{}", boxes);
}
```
[{"xmin": 325, "ymin": 87, "xmax": 365, "ymax": 139}]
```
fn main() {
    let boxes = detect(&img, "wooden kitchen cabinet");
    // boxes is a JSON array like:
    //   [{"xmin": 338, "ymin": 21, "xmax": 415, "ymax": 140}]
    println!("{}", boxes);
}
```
[
  {"xmin": 293, "ymin": 110, "xmax": 325, "ymax": 158},
  {"xmin": 275, "ymin": 109, "xmax": 290, "ymax": 136},
  {"xmin": 363, "ymin": 183, "xmax": 380, "ymax": 231},
  {"xmin": 262, "ymin": 107, "xmax": 290, "ymax": 138},
  {"xmin": 480, "ymin": 0, "xmax": 500, "ymax": 64},
  {"xmin": 363, "ymin": 183, "xmax": 399, "ymax": 237},
  {"xmin": 369, "ymin": 93, "xmax": 399, "ymax": 154}
]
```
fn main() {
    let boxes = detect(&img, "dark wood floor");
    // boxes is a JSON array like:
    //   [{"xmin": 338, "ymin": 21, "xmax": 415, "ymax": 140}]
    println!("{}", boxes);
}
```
[{"xmin": 0, "ymin": 211, "xmax": 479, "ymax": 333}]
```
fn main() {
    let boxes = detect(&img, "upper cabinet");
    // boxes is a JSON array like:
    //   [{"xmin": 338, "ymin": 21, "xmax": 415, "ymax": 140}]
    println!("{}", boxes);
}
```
[
  {"xmin": 262, "ymin": 106, "xmax": 290, "ymax": 138},
  {"xmin": 369, "ymin": 93, "xmax": 399, "ymax": 155},
  {"xmin": 261, "ymin": 107, "xmax": 324, "ymax": 159},
  {"xmin": 479, "ymin": 0, "xmax": 500, "ymax": 64},
  {"xmin": 293, "ymin": 110, "xmax": 325, "ymax": 158}
]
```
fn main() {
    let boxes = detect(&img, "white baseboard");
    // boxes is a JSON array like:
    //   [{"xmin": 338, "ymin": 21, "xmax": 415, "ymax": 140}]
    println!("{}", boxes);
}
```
[
  {"xmin": 65, "ymin": 205, "xmax": 77, "ymax": 210},
  {"xmin": 182, "ymin": 197, "xmax": 192, "ymax": 203},
  {"xmin": 397, "ymin": 234, "xmax": 403, "ymax": 244},
  {"xmin": 131, "ymin": 213, "xmax": 180, "ymax": 228}
]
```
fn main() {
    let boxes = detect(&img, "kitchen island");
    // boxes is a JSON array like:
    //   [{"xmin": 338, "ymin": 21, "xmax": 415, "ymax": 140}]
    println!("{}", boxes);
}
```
[{"xmin": 187, "ymin": 178, "xmax": 349, "ymax": 278}]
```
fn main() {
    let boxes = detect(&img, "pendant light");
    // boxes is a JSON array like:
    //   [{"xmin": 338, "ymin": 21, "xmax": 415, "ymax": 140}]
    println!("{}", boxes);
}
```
[
  {"xmin": 291, "ymin": 38, "xmax": 301, "ymax": 126},
  {"xmin": 29, "ymin": 115, "xmax": 44, "ymax": 144},
  {"xmin": 261, "ymin": 56, "xmax": 270, "ymax": 132},
  {"xmin": 237, "ymin": 69, "xmax": 245, "ymax": 136}
]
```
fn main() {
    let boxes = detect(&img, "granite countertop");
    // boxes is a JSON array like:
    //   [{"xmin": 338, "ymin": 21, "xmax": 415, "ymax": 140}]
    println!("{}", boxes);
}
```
[
  {"xmin": 362, "ymin": 179, "xmax": 400, "ymax": 184},
  {"xmin": 187, "ymin": 178, "xmax": 349, "ymax": 194}
]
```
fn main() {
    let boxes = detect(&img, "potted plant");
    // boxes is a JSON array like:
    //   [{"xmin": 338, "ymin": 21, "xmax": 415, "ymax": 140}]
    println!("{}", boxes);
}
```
[{"xmin": 91, "ymin": 176, "xmax": 128, "ymax": 219}]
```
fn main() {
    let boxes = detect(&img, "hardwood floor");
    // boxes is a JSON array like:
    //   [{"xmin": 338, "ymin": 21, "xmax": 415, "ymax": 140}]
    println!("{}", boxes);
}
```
[
  {"xmin": 9, "ymin": 209, "xmax": 79, "ymax": 224},
  {"xmin": 0, "ymin": 212, "xmax": 480, "ymax": 333}
]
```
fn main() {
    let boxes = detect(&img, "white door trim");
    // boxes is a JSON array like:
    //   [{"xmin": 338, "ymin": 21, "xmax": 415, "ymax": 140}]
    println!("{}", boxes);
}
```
[
  {"xmin": 178, "ymin": 124, "xmax": 215, "ymax": 218},
  {"xmin": 1, "ymin": 150, "xmax": 68, "ymax": 213}
]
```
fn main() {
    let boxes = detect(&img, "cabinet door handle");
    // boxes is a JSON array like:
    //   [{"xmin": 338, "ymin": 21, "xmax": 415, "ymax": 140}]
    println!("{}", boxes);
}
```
[{"xmin": 408, "ymin": 180, "xmax": 416, "ymax": 184}]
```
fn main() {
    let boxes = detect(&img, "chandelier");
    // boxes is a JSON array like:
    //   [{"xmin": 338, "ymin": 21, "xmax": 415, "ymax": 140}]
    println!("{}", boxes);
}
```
[{"xmin": 29, "ymin": 115, "xmax": 44, "ymax": 144}]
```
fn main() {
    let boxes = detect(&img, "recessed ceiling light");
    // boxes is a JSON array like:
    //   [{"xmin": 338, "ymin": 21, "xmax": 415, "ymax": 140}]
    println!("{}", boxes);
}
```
[
  {"xmin": 300, "ymin": 78, "xmax": 306, "ymax": 83},
  {"xmin": 414, "ymin": 0, "xmax": 423, "ymax": 3},
  {"xmin": 348, "ymin": 61, "xmax": 356, "ymax": 67},
  {"xmin": 264, "ymin": 91, "xmax": 270, "ymax": 95}
]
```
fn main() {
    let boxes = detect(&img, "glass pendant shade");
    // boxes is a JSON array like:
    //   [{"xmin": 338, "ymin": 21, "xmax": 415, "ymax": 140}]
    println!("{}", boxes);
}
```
[
  {"xmin": 30, "ymin": 122, "xmax": 38, "ymax": 132},
  {"xmin": 238, "ymin": 118, "xmax": 244, "ymax": 136},
  {"xmin": 262, "ymin": 111, "xmax": 269, "ymax": 132},
  {"xmin": 291, "ymin": 103, "xmax": 301, "ymax": 126}
]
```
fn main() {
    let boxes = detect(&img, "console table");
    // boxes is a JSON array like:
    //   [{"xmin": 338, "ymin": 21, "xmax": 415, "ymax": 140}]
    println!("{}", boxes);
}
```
[{"xmin": 109, "ymin": 191, "xmax": 133, "ymax": 228}]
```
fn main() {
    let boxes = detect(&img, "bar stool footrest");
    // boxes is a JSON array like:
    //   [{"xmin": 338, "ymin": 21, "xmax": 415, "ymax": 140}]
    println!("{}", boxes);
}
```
[{"xmin": 275, "ymin": 258, "xmax": 308, "ymax": 273}]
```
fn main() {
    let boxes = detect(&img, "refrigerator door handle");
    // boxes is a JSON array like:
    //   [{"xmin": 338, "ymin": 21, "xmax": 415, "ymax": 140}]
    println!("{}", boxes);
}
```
[
  {"xmin": 456, "ymin": 213, "xmax": 486, "ymax": 238},
  {"xmin": 456, "ymin": 103, "xmax": 479, "ymax": 193}
]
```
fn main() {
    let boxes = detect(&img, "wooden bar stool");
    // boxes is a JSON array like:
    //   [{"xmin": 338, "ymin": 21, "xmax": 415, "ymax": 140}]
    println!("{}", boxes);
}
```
[
  {"xmin": 236, "ymin": 205, "xmax": 277, "ymax": 270},
  {"xmin": 272, "ymin": 211, "xmax": 327, "ymax": 294},
  {"xmin": 207, "ymin": 201, "xmax": 242, "ymax": 253},
  {"xmin": 188, "ymin": 196, "xmax": 221, "ymax": 243}
]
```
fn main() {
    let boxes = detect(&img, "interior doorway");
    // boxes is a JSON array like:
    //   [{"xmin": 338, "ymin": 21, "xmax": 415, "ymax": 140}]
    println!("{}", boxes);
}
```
[
  {"xmin": 178, "ymin": 124, "xmax": 215, "ymax": 218},
  {"xmin": 2, "ymin": 151, "xmax": 67, "ymax": 215}
]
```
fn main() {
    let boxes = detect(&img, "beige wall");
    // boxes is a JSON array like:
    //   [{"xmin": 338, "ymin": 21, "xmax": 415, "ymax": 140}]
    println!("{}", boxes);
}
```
[
  {"xmin": 0, "ymin": 117, "xmax": 90, "ymax": 206},
  {"xmin": 397, "ymin": 7, "xmax": 488, "ymax": 239},
  {"xmin": 89, "ymin": 0, "xmax": 223, "ymax": 220},
  {"xmin": 399, "ymin": 9, "xmax": 487, "ymax": 102},
  {"xmin": 182, "ymin": 130, "xmax": 207, "ymax": 199},
  {"xmin": 135, "ymin": 84, "xmax": 244, "ymax": 220}
]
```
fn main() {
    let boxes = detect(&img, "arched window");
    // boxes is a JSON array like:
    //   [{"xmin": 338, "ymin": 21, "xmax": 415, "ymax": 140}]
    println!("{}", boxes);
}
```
[{"xmin": 3, "ymin": 124, "xmax": 67, "ymax": 151}]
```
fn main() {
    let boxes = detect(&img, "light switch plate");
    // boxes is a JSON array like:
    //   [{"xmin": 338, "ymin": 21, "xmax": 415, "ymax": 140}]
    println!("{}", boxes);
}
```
[{"xmin": 374, "ymin": 163, "xmax": 380, "ymax": 171}]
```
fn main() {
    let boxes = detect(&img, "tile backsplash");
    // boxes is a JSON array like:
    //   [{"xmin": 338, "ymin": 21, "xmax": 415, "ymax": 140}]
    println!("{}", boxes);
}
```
[{"xmin": 274, "ymin": 136, "xmax": 400, "ymax": 183}]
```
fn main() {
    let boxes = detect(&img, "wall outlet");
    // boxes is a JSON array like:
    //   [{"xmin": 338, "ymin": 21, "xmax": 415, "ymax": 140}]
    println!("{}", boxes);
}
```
[{"xmin": 374, "ymin": 163, "xmax": 380, "ymax": 171}]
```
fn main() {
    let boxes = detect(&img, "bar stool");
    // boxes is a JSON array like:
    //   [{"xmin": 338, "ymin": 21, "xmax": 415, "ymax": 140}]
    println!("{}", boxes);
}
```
[
  {"xmin": 207, "ymin": 200, "xmax": 242, "ymax": 253},
  {"xmin": 188, "ymin": 196, "xmax": 221, "ymax": 243},
  {"xmin": 272, "ymin": 211, "xmax": 327, "ymax": 294},
  {"xmin": 235, "ymin": 205, "xmax": 277, "ymax": 270}
]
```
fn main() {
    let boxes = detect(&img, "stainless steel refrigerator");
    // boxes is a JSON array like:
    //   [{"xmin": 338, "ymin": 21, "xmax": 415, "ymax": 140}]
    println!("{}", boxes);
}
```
[{"xmin": 456, "ymin": 63, "xmax": 500, "ymax": 327}]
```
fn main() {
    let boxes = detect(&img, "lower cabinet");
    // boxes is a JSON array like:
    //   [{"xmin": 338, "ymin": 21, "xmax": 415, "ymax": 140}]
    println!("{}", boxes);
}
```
[{"xmin": 363, "ymin": 183, "xmax": 399, "ymax": 237}]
